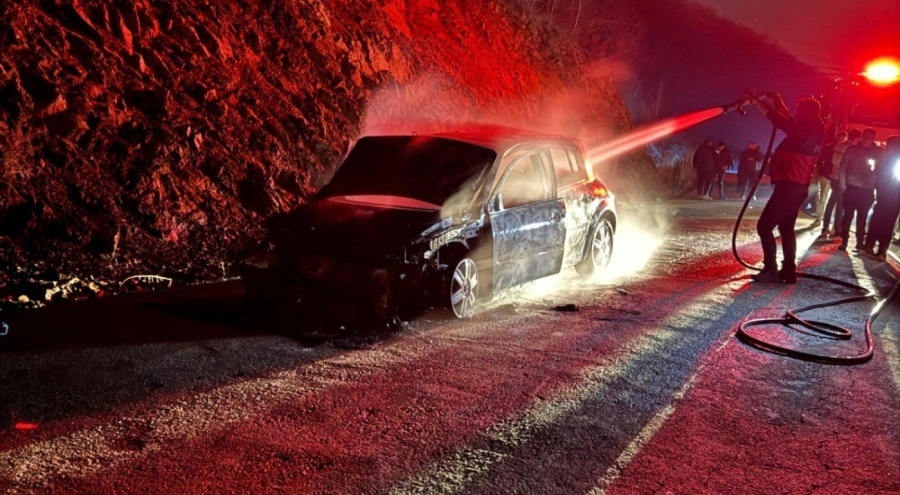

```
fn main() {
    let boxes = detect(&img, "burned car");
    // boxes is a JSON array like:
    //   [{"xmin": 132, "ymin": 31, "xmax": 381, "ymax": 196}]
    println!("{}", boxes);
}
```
[{"xmin": 243, "ymin": 126, "xmax": 616, "ymax": 326}]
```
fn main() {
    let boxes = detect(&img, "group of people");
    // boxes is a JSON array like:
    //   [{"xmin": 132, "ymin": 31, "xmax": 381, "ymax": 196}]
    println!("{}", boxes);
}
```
[
  {"xmin": 737, "ymin": 91, "xmax": 900, "ymax": 283},
  {"xmin": 812, "ymin": 128, "xmax": 900, "ymax": 259},
  {"xmin": 692, "ymin": 140, "xmax": 734, "ymax": 200},
  {"xmin": 694, "ymin": 139, "xmax": 766, "ymax": 201}
]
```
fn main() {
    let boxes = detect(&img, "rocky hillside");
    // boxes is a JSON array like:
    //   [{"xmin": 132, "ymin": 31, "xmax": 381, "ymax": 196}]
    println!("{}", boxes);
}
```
[{"xmin": 0, "ymin": 0, "xmax": 635, "ymax": 301}]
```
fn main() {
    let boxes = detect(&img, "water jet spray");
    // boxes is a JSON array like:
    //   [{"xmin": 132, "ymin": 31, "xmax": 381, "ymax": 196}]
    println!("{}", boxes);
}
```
[{"xmin": 585, "ymin": 95, "xmax": 754, "ymax": 165}]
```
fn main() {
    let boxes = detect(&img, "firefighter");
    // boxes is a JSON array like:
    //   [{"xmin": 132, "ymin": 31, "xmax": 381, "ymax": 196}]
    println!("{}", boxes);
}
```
[{"xmin": 742, "ymin": 92, "xmax": 825, "ymax": 283}]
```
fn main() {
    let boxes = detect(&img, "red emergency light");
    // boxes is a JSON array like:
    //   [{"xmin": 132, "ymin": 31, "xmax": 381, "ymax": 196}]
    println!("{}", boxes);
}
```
[{"xmin": 862, "ymin": 57, "xmax": 900, "ymax": 86}]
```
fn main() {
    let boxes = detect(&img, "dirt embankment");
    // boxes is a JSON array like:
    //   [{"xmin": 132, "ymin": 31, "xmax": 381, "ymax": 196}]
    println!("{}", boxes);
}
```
[{"xmin": 0, "ymin": 0, "xmax": 634, "ymax": 303}]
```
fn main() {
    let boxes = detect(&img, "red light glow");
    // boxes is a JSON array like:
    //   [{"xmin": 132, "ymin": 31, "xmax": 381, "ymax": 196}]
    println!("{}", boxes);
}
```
[
  {"xmin": 15, "ymin": 422, "xmax": 39, "ymax": 431},
  {"xmin": 587, "ymin": 107, "xmax": 725, "ymax": 165},
  {"xmin": 862, "ymin": 57, "xmax": 900, "ymax": 86}
]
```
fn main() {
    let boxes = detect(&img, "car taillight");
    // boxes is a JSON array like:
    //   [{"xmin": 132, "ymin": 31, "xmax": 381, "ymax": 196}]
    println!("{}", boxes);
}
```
[{"xmin": 591, "ymin": 179, "xmax": 609, "ymax": 198}]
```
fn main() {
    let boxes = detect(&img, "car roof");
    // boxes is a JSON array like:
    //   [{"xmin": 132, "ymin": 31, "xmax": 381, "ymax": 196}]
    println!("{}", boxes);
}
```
[{"xmin": 366, "ymin": 124, "xmax": 583, "ymax": 153}]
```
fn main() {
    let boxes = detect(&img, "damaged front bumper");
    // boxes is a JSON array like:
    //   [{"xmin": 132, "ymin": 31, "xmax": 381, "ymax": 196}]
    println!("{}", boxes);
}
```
[{"xmin": 240, "ymin": 256, "xmax": 428, "ymax": 325}]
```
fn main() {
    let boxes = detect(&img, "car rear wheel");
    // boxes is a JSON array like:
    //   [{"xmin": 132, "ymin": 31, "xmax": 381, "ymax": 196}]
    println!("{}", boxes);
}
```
[
  {"xmin": 450, "ymin": 258, "xmax": 479, "ymax": 318},
  {"xmin": 576, "ymin": 218, "xmax": 614, "ymax": 277}
]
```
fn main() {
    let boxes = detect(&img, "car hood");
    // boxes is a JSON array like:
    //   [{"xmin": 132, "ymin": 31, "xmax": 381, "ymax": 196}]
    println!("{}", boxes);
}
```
[{"xmin": 277, "ymin": 195, "xmax": 444, "ymax": 262}]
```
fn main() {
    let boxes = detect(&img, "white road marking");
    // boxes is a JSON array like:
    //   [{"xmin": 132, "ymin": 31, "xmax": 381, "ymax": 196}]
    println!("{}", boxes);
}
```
[
  {"xmin": 390, "ymin": 294, "xmax": 734, "ymax": 495},
  {"xmin": 589, "ymin": 337, "xmax": 731, "ymax": 494}
]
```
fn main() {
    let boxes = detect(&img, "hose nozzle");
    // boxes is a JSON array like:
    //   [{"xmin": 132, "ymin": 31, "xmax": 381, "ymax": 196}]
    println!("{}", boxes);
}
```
[
  {"xmin": 722, "ymin": 96, "xmax": 752, "ymax": 115},
  {"xmin": 722, "ymin": 91, "xmax": 778, "ymax": 115}
]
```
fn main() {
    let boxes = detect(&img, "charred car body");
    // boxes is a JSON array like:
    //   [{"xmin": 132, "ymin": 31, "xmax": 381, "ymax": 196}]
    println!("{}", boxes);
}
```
[{"xmin": 243, "ymin": 126, "xmax": 616, "ymax": 326}]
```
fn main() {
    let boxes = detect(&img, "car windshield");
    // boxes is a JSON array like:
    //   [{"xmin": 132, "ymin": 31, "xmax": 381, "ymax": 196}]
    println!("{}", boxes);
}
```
[{"xmin": 318, "ymin": 136, "xmax": 496, "ymax": 207}]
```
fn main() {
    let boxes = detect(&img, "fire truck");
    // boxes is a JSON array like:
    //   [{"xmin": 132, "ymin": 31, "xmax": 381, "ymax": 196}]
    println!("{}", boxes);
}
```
[{"xmin": 824, "ymin": 57, "xmax": 900, "ymax": 141}]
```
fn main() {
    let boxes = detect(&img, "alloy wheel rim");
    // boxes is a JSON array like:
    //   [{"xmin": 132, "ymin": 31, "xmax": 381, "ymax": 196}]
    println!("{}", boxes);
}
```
[
  {"xmin": 591, "ymin": 223, "xmax": 612, "ymax": 269},
  {"xmin": 451, "ymin": 259, "xmax": 478, "ymax": 318}
]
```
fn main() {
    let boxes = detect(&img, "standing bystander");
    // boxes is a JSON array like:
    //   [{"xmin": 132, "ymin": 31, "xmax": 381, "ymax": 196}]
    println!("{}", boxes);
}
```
[
  {"xmin": 862, "ymin": 135, "xmax": 900, "ymax": 259},
  {"xmin": 811, "ymin": 130, "xmax": 847, "ymax": 230},
  {"xmin": 692, "ymin": 140, "xmax": 717, "ymax": 200},
  {"xmin": 837, "ymin": 128, "xmax": 882, "ymax": 252},
  {"xmin": 714, "ymin": 142, "xmax": 733, "ymax": 199},
  {"xmin": 737, "ymin": 141, "xmax": 762, "ymax": 200},
  {"xmin": 821, "ymin": 128, "xmax": 861, "ymax": 239}
]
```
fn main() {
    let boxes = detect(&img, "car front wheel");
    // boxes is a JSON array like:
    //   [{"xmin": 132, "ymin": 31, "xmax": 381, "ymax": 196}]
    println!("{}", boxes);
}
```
[
  {"xmin": 449, "ymin": 258, "xmax": 479, "ymax": 318},
  {"xmin": 576, "ymin": 218, "xmax": 614, "ymax": 277}
]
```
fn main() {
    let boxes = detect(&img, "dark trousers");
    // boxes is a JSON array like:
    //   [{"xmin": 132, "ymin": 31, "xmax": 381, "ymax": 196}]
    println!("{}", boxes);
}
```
[
  {"xmin": 736, "ymin": 172, "xmax": 753, "ymax": 198},
  {"xmin": 840, "ymin": 186, "xmax": 875, "ymax": 245},
  {"xmin": 697, "ymin": 170, "xmax": 714, "ymax": 196},
  {"xmin": 757, "ymin": 182, "xmax": 808, "ymax": 273},
  {"xmin": 736, "ymin": 171, "xmax": 754, "ymax": 197},
  {"xmin": 822, "ymin": 178, "xmax": 843, "ymax": 233},
  {"xmin": 714, "ymin": 169, "xmax": 726, "ymax": 198},
  {"xmin": 864, "ymin": 199, "xmax": 900, "ymax": 254}
]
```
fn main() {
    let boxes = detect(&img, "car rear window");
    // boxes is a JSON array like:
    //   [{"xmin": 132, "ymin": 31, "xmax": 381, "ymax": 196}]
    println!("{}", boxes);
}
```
[{"xmin": 318, "ymin": 136, "xmax": 497, "ymax": 207}]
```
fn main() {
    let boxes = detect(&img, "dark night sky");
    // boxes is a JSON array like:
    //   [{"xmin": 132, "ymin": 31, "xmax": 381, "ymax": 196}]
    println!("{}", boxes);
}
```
[
  {"xmin": 622, "ymin": 0, "xmax": 828, "ymax": 149},
  {"xmin": 620, "ymin": 0, "xmax": 900, "ymax": 150},
  {"xmin": 694, "ymin": 0, "xmax": 900, "ymax": 75}
]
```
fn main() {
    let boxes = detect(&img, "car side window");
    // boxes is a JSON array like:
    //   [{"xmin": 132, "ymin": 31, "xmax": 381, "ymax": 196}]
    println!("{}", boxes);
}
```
[
  {"xmin": 494, "ymin": 150, "xmax": 555, "ymax": 210},
  {"xmin": 567, "ymin": 149, "xmax": 585, "ymax": 176},
  {"xmin": 551, "ymin": 147, "xmax": 583, "ymax": 188},
  {"xmin": 532, "ymin": 150, "xmax": 557, "ymax": 198}
]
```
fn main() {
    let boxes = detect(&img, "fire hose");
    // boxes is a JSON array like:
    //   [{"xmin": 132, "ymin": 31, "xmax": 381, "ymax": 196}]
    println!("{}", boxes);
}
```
[{"xmin": 726, "ymin": 96, "xmax": 899, "ymax": 364}]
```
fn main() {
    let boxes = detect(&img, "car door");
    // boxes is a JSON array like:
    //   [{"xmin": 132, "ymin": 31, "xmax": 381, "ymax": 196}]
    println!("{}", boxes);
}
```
[
  {"xmin": 489, "ymin": 149, "xmax": 566, "ymax": 291},
  {"xmin": 550, "ymin": 147, "xmax": 593, "ymax": 268}
]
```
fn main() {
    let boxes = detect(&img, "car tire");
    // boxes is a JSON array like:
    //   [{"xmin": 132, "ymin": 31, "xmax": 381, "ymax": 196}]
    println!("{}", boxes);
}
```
[
  {"xmin": 576, "ymin": 218, "xmax": 614, "ymax": 277},
  {"xmin": 449, "ymin": 257, "xmax": 480, "ymax": 318}
]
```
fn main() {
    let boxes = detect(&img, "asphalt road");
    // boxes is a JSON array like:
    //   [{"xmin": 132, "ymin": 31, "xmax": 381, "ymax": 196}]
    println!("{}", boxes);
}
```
[{"xmin": 1, "ymin": 197, "xmax": 898, "ymax": 494}]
